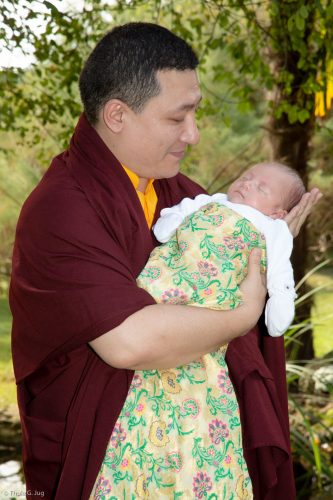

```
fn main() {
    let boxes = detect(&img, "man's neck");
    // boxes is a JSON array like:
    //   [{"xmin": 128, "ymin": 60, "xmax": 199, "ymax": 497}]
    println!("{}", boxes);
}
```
[
  {"xmin": 137, "ymin": 177, "xmax": 149, "ymax": 193},
  {"xmin": 93, "ymin": 122, "xmax": 150, "ymax": 193}
]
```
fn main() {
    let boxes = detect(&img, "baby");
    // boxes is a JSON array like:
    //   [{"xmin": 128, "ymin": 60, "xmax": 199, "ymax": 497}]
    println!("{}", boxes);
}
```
[{"xmin": 138, "ymin": 161, "xmax": 306, "ymax": 336}]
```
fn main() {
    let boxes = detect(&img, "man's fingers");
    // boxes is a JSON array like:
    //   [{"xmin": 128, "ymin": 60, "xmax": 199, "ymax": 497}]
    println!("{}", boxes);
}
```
[
  {"xmin": 248, "ymin": 247, "xmax": 261, "ymax": 264},
  {"xmin": 300, "ymin": 189, "xmax": 322, "ymax": 212},
  {"xmin": 241, "ymin": 247, "xmax": 267, "ymax": 311},
  {"xmin": 247, "ymin": 248, "xmax": 263, "ymax": 276},
  {"xmin": 284, "ymin": 188, "xmax": 323, "ymax": 237},
  {"xmin": 310, "ymin": 188, "xmax": 323, "ymax": 205}
]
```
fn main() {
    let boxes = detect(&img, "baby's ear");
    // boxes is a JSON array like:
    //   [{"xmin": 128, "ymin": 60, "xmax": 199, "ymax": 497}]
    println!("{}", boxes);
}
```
[{"xmin": 270, "ymin": 208, "xmax": 288, "ymax": 220}]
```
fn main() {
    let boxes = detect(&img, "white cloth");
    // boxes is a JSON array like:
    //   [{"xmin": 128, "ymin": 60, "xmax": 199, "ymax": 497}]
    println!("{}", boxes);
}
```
[{"xmin": 153, "ymin": 193, "xmax": 296, "ymax": 337}]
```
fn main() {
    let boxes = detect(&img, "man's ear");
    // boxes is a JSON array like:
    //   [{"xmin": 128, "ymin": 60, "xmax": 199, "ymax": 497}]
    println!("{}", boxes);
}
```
[
  {"xmin": 270, "ymin": 208, "xmax": 288, "ymax": 220},
  {"xmin": 102, "ymin": 99, "xmax": 127, "ymax": 133}
]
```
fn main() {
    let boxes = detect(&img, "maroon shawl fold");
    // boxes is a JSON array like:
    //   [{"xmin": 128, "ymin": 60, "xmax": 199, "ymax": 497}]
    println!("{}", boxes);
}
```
[
  {"xmin": 10, "ymin": 113, "xmax": 295, "ymax": 499},
  {"xmin": 227, "ymin": 325, "xmax": 295, "ymax": 499}
]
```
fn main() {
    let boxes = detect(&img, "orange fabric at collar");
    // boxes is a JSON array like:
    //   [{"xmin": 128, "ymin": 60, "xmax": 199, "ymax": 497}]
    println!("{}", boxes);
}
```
[{"xmin": 122, "ymin": 165, "xmax": 158, "ymax": 228}]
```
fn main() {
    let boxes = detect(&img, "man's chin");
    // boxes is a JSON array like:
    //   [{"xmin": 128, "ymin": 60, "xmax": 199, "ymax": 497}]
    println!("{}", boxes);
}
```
[{"xmin": 155, "ymin": 163, "xmax": 181, "ymax": 180}]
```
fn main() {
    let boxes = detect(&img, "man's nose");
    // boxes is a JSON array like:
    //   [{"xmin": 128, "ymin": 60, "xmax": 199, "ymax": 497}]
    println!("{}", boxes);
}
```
[{"xmin": 180, "ymin": 114, "xmax": 200, "ymax": 145}]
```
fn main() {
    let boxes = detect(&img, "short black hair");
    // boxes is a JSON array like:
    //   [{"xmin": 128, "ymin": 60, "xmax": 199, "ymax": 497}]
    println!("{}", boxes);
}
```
[{"xmin": 79, "ymin": 22, "xmax": 199, "ymax": 124}]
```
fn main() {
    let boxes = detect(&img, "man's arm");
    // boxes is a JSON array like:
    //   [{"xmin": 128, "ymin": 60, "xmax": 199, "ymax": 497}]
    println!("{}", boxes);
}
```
[{"xmin": 90, "ymin": 249, "xmax": 266, "ymax": 370}]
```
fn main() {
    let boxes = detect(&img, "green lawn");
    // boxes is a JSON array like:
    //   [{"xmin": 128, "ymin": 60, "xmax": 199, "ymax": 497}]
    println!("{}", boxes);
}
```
[
  {"xmin": 0, "ymin": 295, "xmax": 17, "ymax": 411},
  {"xmin": 308, "ymin": 266, "xmax": 333, "ymax": 357}
]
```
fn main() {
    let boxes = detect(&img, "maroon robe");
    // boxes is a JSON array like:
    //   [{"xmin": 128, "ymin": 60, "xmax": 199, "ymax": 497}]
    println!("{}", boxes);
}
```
[{"xmin": 10, "ymin": 114, "xmax": 295, "ymax": 499}]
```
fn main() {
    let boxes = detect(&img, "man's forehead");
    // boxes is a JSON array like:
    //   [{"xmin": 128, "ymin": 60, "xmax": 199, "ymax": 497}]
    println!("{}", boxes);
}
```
[
  {"xmin": 172, "ymin": 94, "xmax": 202, "ymax": 112},
  {"xmin": 156, "ymin": 69, "xmax": 201, "ymax": 95}
]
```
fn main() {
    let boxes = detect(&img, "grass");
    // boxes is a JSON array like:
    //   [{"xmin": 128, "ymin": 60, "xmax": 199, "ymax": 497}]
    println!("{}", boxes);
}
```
[
  {"xmin": 308, "ymin": 267, "xmax": 333, "ymax": 357},
  {"xmin": 0, "ymin": 295, "xmax": 17, "ymax": 412}
]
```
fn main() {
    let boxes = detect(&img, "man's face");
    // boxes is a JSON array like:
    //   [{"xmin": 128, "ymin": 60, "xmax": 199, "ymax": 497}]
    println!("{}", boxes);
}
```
[
  {"xmin": 227, "ymin": 163, "xmax": 291, "ymax": 216},
  {"xmin": 120, "ymin": 69, "xmax": 201, "ymax": 180}
]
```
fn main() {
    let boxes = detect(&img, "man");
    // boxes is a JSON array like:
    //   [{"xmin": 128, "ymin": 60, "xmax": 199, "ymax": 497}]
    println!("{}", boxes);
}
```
[{"xmin": 10, "ymin": 23, "xmax": 321, "ymax": 499}]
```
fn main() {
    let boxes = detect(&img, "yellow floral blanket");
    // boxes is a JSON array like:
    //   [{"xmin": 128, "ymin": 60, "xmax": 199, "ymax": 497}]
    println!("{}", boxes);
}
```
[{"xmin": 91, "ymin": 203, "xmax": 265, "ymax": 499}]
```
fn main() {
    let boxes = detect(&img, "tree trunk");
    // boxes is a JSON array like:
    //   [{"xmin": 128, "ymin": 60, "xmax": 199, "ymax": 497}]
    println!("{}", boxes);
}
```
[
  {"xmin": 264, "ymin": 0, "xmax": 320, "ymax": 360},
  {"xmin": 267, "ymin": 117, "xmax": 315, "ymax": 359}
]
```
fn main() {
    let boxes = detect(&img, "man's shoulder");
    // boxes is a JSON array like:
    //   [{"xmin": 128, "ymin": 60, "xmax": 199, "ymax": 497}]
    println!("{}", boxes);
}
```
[
  {"xmin": 17, "ymin": 153, "xmax": 96, "ymax": 238},
  {"xmin": 28, "ymin": 152, "xmax": 81, "ymax": 203}
]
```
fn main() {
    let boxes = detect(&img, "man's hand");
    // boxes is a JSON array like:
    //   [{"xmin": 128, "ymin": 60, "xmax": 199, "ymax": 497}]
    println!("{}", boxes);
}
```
[
  {"xmin": 239, "ymin": 248, "xmax": 267, "ymax": 331},
  {"xmin": 284, "ymin": 187, "xmax": 322, "ymax": 237}
]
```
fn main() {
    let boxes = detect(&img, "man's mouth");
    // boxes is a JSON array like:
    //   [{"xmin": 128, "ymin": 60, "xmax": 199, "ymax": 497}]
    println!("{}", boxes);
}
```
[{"xmin": 169, "ymin": 150, "xmax": 186, "ymax": 159}]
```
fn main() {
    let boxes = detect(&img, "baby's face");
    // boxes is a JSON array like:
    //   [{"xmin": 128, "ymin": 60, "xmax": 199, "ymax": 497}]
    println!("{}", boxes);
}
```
[{"xmin": 227, "ymin": 163, "xmax": 291, "ymax": 217}]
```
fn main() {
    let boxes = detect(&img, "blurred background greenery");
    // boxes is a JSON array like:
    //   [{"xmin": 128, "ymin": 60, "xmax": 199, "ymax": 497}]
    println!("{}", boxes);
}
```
[{"xmin": 0, "ymin": 0, "xmax": 332, "ymax": 498}]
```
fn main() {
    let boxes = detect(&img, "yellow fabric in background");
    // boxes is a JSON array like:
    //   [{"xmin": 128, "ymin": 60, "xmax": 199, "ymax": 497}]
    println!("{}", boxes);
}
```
[
  {"xmin": 315, "ymin": 60, "xmax": 333, "ymax": 117},
  {"xmin": 122, "ymin": 165, "xmax": 158, "ymax": 228}
]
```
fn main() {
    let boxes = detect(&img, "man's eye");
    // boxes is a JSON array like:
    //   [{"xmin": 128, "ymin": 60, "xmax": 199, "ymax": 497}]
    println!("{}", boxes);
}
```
[{"xmin": 171, "ymin": 117, "xmax": 184, "ymax": 123}]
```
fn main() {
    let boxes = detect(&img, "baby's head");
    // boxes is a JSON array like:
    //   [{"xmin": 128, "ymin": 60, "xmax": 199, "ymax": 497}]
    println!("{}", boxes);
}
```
[{"xmin": 227, "ymin": 161, "xmax": 306, "ymax": 218}]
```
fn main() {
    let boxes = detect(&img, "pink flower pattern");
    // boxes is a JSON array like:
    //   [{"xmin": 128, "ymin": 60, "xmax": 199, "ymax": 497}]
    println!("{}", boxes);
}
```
[
  {"xmin": 110, "ymin": 422, "xmax": 126, "ymax": 448},
  {"xmin": 165, "ymin": 451, "xmax": 183, "ymax": 472},
  {"xmin": 209, "ymin": 214, "xmax": 224, "ymax": 226},
  {"xmin": 217, "ymin": 369, "xmax": 233, "ymax": 394},
  {"xmin": 131, "ymin": 373, "xmax": 143, "ymax": 389},
  {"xmin": 192, "ymin": 472, "xmax": 213, "ymax": 498},
  {"xmin": 208, "ymin": 419, "xmax": 230, "ymax": 444},
  {"xmin": 180, "ymin": 398, "xmax": 200, "ymax": 418},
  {"xmin": 161, "ymin": 288, "xmax": 189, "ymax": 304},
  {"xmin": 179, "ymin": 241, "xmax": 189, "ymax": 252},
  {"xmin": 223, "ymin": 236, "xmax": 245, "ymax": 251},
  {"xmin": 197, "ymin": 261, "xmax": 218, "ymax": 277},
  {"xmin": 93, "ymin": 476, "xmax": 112, "ymax": 499}
]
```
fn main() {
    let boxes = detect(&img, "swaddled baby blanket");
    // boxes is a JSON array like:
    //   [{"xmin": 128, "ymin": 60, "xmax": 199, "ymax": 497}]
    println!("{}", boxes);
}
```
[
  {"xmin": 138, "ymin": 197, "xmax": 296, "ymax": 336},
  {"xmin": 138, "ymin": 201, "xmax": 265, "ymax": 310}
]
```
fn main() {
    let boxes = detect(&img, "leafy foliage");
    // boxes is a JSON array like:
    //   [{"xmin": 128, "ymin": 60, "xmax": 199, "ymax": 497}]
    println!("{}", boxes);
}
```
[
  {"xmin": 1, "ymin": 0, "xmax": 333, "ymax": 146},
  {"xmin": 285, "ymin": 260, "xmax": 333, "ymax": 496},
  {"xmin": 0, "ymin": 0, "xmax": 112, "ymax": 147}
]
